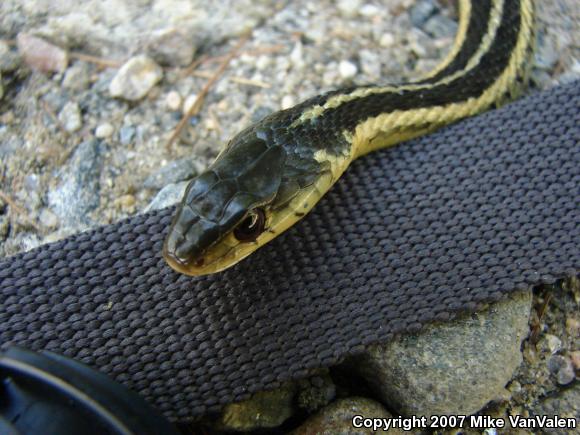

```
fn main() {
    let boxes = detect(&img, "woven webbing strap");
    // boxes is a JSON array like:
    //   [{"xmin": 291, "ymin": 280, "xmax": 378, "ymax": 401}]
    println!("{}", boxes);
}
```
[{"xmin": 1, "ymin": 82, "xmax": 579, "ymax": 420}]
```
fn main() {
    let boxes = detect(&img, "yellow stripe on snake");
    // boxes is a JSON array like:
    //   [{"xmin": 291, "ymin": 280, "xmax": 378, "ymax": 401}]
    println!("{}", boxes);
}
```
[{"xmin": 163, "ymin": 0, "xmax": 536, "ymax": 276}]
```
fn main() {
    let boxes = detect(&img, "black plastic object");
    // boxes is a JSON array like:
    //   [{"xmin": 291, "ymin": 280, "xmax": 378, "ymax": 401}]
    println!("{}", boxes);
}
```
[{"xmin": 0, "ymin": 346, "xmax": 179, "ymax": 435}]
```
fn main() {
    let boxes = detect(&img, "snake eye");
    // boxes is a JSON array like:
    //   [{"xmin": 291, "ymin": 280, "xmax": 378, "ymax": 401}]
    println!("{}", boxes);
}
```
[{"xmin": 234, "ymin": 208, "xmax": 266, "ymax": 242}]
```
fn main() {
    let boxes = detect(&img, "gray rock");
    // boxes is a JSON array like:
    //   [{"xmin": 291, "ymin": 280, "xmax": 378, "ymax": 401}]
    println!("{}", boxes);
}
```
[
  {"xmin": 144, "ymin": 181, "xmax": 188, "ymax": 212},
  {"xmin": 216, "ymin": 383, "xmax": 296, "ymax": 431},
  {"xmin": 109, "ymin": 55, "xmax": 163, "ymax": 101},
  {"xmin": 535, "ymin": 32, "xmax": 559, "ymax": 71},
  {"xmin": 292, "ymin": 397, "xmax": 406, "ymax": 435},
  {"xmin": 351, "ymin": 290, "xmax": 532, "ymax": 418},
  {"xmin": 547, "ymin": 355, "xmax": 576, "ymax": 385},
  {"xmin": 424, "ymin": 14, "xmax": 458, "ymax": 38},
  {"xmin": 146, "ymin": 28, "xmax": 196, "ymax": 67},
  {"xmin": 410, "ymin": 0, "xmax": 438, "ymax": 27},
  {"xmin": 143, "ymin": 157, "xmax": 201, "ymax": 190},
  {"xmin": 48, "ymin": 139, "xmax": 103, "ymax": 228},
  {"xmin": 119, "ymin": 126, "xmax": 136, "ymax": 145},
  {"xmin": 62, "ymin": 62, "xmax": 91, "ymax": 90},
  {"xmin": 0, "ymin": 40, "xmax": 21, "ymax": 73},
  {"xmin": 58, "ymin": 101, "xmax": 82, "ymax": 132}
]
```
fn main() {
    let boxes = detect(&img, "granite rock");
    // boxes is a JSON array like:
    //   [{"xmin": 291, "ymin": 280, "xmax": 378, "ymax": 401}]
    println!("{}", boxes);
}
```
[
  {"xmin": 351, "ymin": 290, "xmax": 533, "ymax": 418},
  {"xmin": 47, "ymin": 139, "xmax": 103, "ymax": 228}
]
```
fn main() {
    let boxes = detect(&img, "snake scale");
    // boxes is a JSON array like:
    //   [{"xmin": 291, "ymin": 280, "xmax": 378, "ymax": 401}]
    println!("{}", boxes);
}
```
[{"xmin": 163, "ymin": 0, "xmax": 536, "ymax": 276}]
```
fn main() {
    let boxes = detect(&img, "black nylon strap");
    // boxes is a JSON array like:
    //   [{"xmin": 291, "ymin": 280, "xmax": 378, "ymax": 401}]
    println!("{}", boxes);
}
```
[{"xmin": 1, "ymin": 81, "xmax": 579, "ymax": 420}]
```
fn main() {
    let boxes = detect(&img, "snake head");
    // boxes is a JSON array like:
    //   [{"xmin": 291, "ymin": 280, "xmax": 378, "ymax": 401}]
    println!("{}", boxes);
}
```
[{"xmin": 163, "ymin": 131, "xmax": 286, "ymax": 276}]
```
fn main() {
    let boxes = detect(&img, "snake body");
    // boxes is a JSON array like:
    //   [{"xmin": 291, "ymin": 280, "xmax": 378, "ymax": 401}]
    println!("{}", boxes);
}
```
[{"xmin": 163, "ymin": 0, "xmax": 536, "ymax": 276}]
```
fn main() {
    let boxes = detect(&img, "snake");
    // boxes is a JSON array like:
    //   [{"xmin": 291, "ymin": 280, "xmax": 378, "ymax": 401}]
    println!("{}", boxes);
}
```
[{"xmin": 163, "ymin": 0, "xmax": 536, "ymax": 276}]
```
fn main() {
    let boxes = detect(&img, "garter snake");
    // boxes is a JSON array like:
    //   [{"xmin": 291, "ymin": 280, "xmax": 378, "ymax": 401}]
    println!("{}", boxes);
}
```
[{"xmin": 163, "ymin": 0, "xmax": 536, "ymax": 276}]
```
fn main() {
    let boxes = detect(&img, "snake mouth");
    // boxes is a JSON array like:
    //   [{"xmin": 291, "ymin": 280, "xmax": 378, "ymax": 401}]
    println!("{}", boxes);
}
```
[
  {"xmin": 163, "ymin": 249, "xmax": 207, "ymax": 276},
  {"xmin": 162, "ymin": 232, "xmax": 240, "ymax": 276}
]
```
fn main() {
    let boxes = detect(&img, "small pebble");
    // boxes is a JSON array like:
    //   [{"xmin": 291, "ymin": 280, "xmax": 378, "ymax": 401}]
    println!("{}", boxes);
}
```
[
  {"xmin": 0, "ymin": 215, "xmax": 8, "ymax": 241},
  {"xmin": 409, "ymin": 34, "xmax": 429, "ymax": 57},
  {"xmin": 1, "ymin": 111, "xmax": 15, "ymax": 124},
  {"xmin": 58, "ymin": 101, "xmax": 82, "ymax": 132},
  {"xmin": 290, "ymin": 42, "xmax": 304, "ymax": 69},
  {"xmin": 39, "ymin": 208, "xmax": 59, "ymax": 230},
  {"xmin": 119, "ymin": 126, "xmax": 136, "ymax": 145},
  {"xmin": 205, "ymin": 118, "xmax": 219, "ymax": 131},
  {"xmin": 147, "ymin": 28, "xmax": 196, "ymax": 67},
  {"xmin": 547, "ymin": 355, "xmax": 576, "ymax": 385},
  {"xmin": 359, "ymin": 49, "xmax": 381, "ymax": 78},
  {"xmin": 109, "ymin": 55, "xmax": 163, "ymax": 101},
  {"xmin": 379, "ymin": 33, "xmax": 395, "ymax": 48},
  {"xmin": 166, "ymin": 91, "xmax": 182, "ymax": 111},
  {"xmin": 62, "ymin": 63, "xmax": 91, "ymax": 90},
  {"xmin": 255, "ymin": 55, "xmax": 270, "ymax": 70},
  {"xmin": 183, "ymin": 94, "xmax": 198, "ymax": 115},
  {"xmin": 535, "ymin": 35, "xmax": 559, "ymax": 71},
  {"xmin": 544, "ymin": 334, "xmax": 562, "ymax": 354},
  {"xmin": 339, "ymin": 60, "xmax": 358, "ymax": 80},
  {"xmin": 281, "ymin": 95, "xmax": 295, "ymax": 110},
  {"xmin": 410, "ymin": 0, "xmax": 438, "ymax": 27},
  {"xmin": 337, "ymin": 0, "xmax": 363, "ymax": 18},
  {"xmin": 565, "ymin": 318, "xmax": 580, "ymax": 337},
  {"xmin": 570, "ymin": 351, "xmax": 580, "ymax": 372},
  {"xmin": 95, "ymin": 123, "xmax": 114, "ymax": 138},
  {"xmin": 17, "ymin": 32, "xmax": 68, "ymax": 73},
  {"xmin": 508, "ymin": 380, "xmax": 522, "ymax": 394},
  {"xmin": 424, "ymin": 15, "xmax": 458, "ymax": 38},
  {"xmin": 360, "ymin": 4, "xmax": 379, "ymax": 17},
  {"xmin": 0, "ymin": 40, "xmax": 21, "ymax": 73},
  {"xmin": 114, "ymin": 194, "xmax": 136, "ymax": 213}
]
